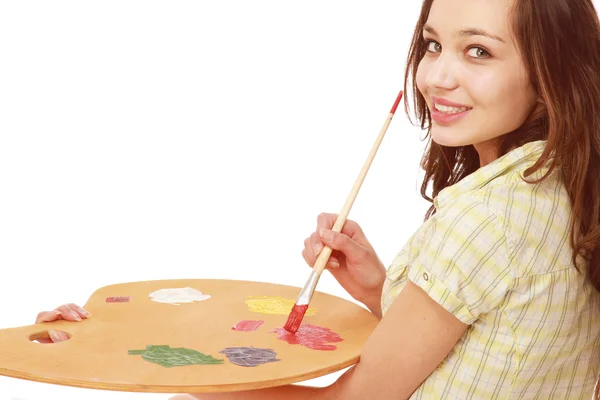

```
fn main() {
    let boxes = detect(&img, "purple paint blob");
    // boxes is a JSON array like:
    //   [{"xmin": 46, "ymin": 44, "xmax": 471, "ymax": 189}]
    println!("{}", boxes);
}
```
[{"xmin": 219, "ymin": 346, "xmax": 280, "ymax": 367}]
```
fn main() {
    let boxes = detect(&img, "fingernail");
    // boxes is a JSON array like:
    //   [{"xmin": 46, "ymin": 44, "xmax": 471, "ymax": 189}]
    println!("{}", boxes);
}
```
[
  {"xmin": 319, "ymin": 228, "xmax": 333, "ymax": 242},
  {"xmin": 78, "ymin": 307, "xmax": 91, "ymax": 317},
  {"xmin": 48, "ymin": 330, "xmax": 61, "ymax": 342},
  {"xmin": 330, "ymin": 261, "xmax": 340, "ymax": 268},
  {"xmin": 53, "ymin": 310, "xmax": 62, "ymax": 316},
  {"xmin": 314, "ymin": 242, "xmax": 322, "ymax": 255},
  {"xmin": 70, "ymin": 310, "xmax": 82, "ymax": 321}
]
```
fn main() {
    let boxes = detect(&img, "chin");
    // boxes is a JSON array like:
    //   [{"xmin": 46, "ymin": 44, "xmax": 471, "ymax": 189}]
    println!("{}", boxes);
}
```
[{"xmin": 430, "ymin": 125, "xmax": 475, "ymax": 148}]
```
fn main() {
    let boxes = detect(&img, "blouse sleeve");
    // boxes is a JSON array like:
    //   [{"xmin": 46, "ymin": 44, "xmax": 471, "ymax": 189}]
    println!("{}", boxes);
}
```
[{"xmin": 407, "ymin": 198, "xmax": 514, "ymax": 325}]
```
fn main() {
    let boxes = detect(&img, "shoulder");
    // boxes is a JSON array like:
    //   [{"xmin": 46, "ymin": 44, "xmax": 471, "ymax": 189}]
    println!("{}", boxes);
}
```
[
  {"xmin": 481, "ymin": 168, "xmax": 569, "ymax": 223},
  {"xmin": 434, "ymin": 194, "xmax": 512, "ymax": 254},
  {"xmin": 475, "ymin": 169, "xmax": 574, "ymax": 275}
]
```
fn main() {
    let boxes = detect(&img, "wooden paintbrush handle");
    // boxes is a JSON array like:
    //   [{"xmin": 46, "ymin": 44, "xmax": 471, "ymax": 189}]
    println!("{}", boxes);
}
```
[{"xmin": 312, "ymin": 90, "xmax": 403, "ymax": 275}]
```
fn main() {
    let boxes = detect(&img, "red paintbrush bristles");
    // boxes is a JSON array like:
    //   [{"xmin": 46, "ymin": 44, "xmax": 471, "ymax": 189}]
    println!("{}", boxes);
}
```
[
  {"xmin": 283, "ymin": 304, "xmax": 309, "ymax": 333},
  {"xmin": 390, "ymin": 89, "xmax": 403, "ymax": 114}
]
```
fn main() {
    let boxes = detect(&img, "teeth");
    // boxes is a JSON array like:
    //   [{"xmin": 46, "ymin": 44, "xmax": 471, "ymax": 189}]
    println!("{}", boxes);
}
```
[{"xmin": 435, "ymin": 103, "xmax": 469, "ymax": 114}]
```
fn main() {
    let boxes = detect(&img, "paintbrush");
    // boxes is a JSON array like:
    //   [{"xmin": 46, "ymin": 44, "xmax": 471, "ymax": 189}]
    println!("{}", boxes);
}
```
[{"xmin": 283, "ymin": 89, "xmax": 404, "ymax": 334}]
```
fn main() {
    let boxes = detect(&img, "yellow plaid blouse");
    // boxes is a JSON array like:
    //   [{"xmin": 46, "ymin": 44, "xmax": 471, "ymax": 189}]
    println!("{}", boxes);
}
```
[{"xmin": 382, "ymin": 140, "xmax": 600, "ymax": 399}]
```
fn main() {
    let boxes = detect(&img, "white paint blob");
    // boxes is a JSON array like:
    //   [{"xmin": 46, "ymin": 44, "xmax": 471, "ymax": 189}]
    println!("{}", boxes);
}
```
[{"xmin": 148, "ymin": 287, "xmax": 211, "ymax": 305}]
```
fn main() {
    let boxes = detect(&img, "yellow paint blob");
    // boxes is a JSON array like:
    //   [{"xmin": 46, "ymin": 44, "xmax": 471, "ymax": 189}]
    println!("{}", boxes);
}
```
[{"xmin": 245, "ymin": 296, "xmax": 317, "ymax": 316}]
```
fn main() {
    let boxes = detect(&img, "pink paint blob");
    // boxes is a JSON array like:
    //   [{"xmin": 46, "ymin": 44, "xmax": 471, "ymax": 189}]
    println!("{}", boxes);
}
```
[
  {"xmin": 272, "ymin": 324, "xmax": 343, "ymax": 351},
  {"xmin": 106, "ymin": 296, "xmax": 130, "ymax": 303},
  {"xmin": 232, "ymin": 320, "xmax": 264, "ymax": 332}
]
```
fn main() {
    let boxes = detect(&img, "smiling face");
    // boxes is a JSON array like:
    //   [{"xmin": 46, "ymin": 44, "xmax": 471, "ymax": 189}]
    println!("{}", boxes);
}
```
[{"xmin": 415, "ymin": 0, "xmax": 537, "ymax": 165}]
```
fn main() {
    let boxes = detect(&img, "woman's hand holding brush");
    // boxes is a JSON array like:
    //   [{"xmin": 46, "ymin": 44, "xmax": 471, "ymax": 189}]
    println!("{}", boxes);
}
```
[{"xmin": 301, "ymin": 212, "xmax": 386, "ymax": 319}]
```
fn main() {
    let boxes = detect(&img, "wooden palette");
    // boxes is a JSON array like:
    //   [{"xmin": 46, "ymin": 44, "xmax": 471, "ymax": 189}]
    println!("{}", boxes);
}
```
[{"xmin": 0, "ymin": 279, "xmax": 378, "ymax": 393}]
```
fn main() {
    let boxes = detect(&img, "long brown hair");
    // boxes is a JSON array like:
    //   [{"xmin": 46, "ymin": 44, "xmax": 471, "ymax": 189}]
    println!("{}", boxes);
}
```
[{"xmin": 403, "ymin": 0, "xmax": 600, "ymax": 290}]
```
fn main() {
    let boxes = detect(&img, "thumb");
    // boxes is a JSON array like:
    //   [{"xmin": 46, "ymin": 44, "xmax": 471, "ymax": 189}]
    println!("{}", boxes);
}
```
[
  {"xmin": 35, "ymin": 310, "xmax": 62, "ymax": 324},
  {"xmin": 319, "ymin": 228, "xmax": 362, "ymax": 255}
]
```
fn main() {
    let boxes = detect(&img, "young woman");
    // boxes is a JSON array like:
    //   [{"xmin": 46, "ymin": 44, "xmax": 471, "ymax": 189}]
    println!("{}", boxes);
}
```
[{"xmin": 36, "ymin": 0, "xmax": 600, "ymax": 398}]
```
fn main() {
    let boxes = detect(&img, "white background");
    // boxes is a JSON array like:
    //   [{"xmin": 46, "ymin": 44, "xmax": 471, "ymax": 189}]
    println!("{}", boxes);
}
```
[{"xmin": 0, "ymin": 0, "xmax": 478, "ymax": 399}]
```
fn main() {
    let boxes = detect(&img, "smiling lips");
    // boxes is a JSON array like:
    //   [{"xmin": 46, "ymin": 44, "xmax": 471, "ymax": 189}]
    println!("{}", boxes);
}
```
[{"xmin": 430, "ymin": 96, "xmax": 472, "ymax": 124}]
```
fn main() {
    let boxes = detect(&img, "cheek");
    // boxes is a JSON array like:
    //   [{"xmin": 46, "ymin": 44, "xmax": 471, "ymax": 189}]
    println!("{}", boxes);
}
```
[
  {"xmin": 467, "ymin": 73, "xmax": 502, "ymax": 103},
  {"xmin": 476, "ymin": 72, "xmax": 534, "ymax": 124},
  {"xmin": 415, "ymin": 59, "xmax": 429, "ymax": 96}
]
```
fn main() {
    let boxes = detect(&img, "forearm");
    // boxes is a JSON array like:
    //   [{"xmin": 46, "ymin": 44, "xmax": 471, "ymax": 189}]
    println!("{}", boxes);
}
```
[
  {"xmin": 188, "ymin": 363, "xmax": 381, "ymax": 400},
  {"xmin": 188, "ymin": 383, "xmax": 337, "ymax": 400}
]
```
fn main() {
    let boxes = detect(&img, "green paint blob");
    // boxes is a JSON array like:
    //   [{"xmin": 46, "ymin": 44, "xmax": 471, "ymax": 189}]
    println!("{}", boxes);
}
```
[{"xmin": 128, "ymin": 345, "xmax": 224, "ymax": 368}]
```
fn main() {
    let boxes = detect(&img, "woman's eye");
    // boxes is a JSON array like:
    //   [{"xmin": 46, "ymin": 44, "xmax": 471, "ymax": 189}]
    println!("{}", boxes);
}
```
[
  {"xmin": 467, "ymin": 46, "xmax": 491, "ymax": 59},
  {"xmin": 425, "ymin": 40, "xmax": 442, "ymax": 53}
]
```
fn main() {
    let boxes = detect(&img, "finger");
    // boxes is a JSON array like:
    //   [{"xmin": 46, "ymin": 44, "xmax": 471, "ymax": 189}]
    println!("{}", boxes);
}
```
[
  {"xmin": 327, "ymin": 255, "xmax": 340, "ymax": 269},
  {"xmin": 69, "ymin": 303, "xmax": 92, "ymax": 319},
  {"xmin": 311, "ymin": 233, "xmax": 340, "ymax": 269},
  {"xmin": 310, "ymin": 229, "xmax": 342, "ymax": 267},
  {"xmin": 319, "ymin": 228, "xmax": 365, "ymax": 257},
  {"xmin": 48, "ymin": 329, "xmax": 70, "ymax": 343},
  {"xmin": 35, "ymin": 310, "xmax": 62, "ymax": 324},
  {"xmin": 305, "ymin": 236, "xmax": 318, "ymax": 265},
  {"xmin": 303, "ymin": 240, "xmax": 338, "ymax": 266},
  {"xmin": 339, "ymin": 219, "xmax": 365, "ymax": 240},
  {"xmin": 303, "ymin": 237, "xmax": 313, "ymax": 258},
  {"xmin": 300, "ymin": 232, "xmax": 321, "ymax": 264},
  {"xmin": 302, "ymin": 248, "xmax": 317, "ymax": 269},
  {"xmin": 316, "ymin": 213, "xmax": 337, "ymax": 231},
  {"xmin": 303, "ymin": 237, "xmax": 315, "ymax": 265},
  {"xmin": 317, "ymin": 213, "xmax": 365, "ymax": 242},
  {"xmin": 310, "ymin": 232, "xmax": 323, "ymax": 258},
  {"xmin": 55, "ymin": 304, "xmax": 83, "ymax": 322}
]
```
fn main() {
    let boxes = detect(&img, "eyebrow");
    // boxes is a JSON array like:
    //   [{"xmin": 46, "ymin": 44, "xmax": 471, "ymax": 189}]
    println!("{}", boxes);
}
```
[{"xmin": 423, "ymin": 24, "xmax": 506, "ymax": 43}]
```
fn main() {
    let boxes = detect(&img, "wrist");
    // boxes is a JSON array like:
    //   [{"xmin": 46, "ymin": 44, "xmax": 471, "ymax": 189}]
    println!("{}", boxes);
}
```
[
  {"xmin": 359, "ymin": 285, "xmax": 383, "ymax": 320},
  {"xmin": 363, "ymin": 263, "xmax": 386, "ymax": 317},
  {"xmin": 363, "ymin": 296, "xmax": 382, "ymax": 319}
]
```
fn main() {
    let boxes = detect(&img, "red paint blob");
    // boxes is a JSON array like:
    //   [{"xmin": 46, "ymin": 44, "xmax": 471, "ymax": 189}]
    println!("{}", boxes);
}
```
[
  {"xmin": 232, "ymin": 320, "xmax": 264, "ymax": 332},
  {"xmin": 272, "ymin": 324, "xmax": 343, "ymax": 351}
]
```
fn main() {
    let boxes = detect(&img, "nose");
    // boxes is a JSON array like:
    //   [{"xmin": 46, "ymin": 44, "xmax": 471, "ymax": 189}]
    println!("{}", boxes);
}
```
[{"xmin": 424, "ymin": 52, "xmax": 459, "ymax": 90}]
